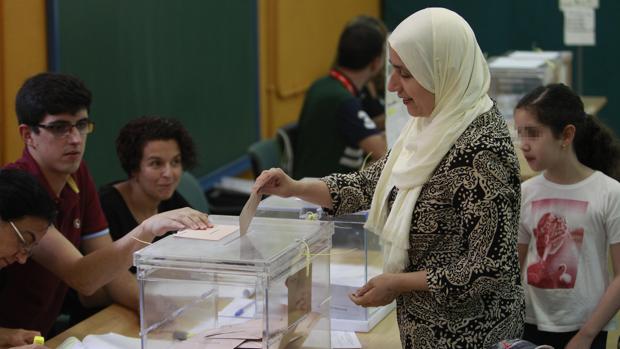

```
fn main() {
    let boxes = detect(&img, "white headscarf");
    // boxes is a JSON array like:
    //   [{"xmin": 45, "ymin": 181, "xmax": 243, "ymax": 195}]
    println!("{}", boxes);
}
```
[{"xmin": 365, "ymin": 8, "xmax": 493, "ymax": 273}]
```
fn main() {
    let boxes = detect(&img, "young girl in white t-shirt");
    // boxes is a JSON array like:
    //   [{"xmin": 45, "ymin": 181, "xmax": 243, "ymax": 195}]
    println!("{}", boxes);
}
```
[{"xmin": 516, "ymin": 83, "xmax": 620, "ymax": 349}]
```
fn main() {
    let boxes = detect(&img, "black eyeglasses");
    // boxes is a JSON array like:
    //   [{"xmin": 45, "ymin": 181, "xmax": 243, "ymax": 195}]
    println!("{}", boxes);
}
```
[
  {"xmin": 9, "ymin": 221, "xmax": 37, "ymax": 257},
  {"xmin": 35, "ymin": 118, "xmax": 95, "ymax": 138}
]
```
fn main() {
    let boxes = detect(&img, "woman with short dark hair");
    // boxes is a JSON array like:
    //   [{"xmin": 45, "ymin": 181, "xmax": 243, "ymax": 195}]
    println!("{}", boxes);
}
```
[{"xmin": 101, "ymin": 116, "xmax": 197, "ymax": 242}]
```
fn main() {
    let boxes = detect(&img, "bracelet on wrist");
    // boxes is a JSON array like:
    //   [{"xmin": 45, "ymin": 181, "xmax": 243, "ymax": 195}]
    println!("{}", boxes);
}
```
[{"xmin": 131, "ymin": 236, "xmax": 152, "ymax": 245}]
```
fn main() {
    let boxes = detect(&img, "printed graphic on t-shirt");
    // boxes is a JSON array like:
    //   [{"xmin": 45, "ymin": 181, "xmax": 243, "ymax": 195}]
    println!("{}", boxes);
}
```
[{"xmin": 527, "ymin": 198, "xmax": 587, "ymax": 289}]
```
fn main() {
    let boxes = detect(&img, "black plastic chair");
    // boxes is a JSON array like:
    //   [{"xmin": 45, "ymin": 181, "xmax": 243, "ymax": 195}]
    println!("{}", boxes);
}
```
[{"xmin": 275, "ymin": 122, "xmax": 298, "ymax": 175}]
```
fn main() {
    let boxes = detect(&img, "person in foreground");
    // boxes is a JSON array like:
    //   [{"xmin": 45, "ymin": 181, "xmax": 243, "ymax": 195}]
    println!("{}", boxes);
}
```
[
  {"xmin": 254, "ymin": 7, "xmax": 524, "ymax": 348},
  {"xmin": 0, "ymin": 72, "xmax": 211, "ymax": 337},
  {"xmin": 516, "ymin": 83, "xmax": 620, "ymax": 349},
  {"xmin": 0, "ymin": 169, "xmax": 56, "ymax": 349}
]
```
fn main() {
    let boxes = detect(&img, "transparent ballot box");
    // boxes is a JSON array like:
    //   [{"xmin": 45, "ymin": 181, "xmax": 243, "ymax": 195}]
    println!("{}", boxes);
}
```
[
  {"xmin": 134, "ymin": 215, "xmax": 332, "ymax": 349},
  {"xmin": 256, "ymin": 196, "xmax": 394, "ymax": 332}
]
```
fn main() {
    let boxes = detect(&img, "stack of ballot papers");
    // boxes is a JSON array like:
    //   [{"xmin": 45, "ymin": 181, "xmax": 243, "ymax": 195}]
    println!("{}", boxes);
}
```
[
  {"xmin": 171, "ymin": 312, "xmax": 336, "ymax": 349},
  {"xmin": 171, "ymin": 319, "xmax": 263, "ymax": 349}
]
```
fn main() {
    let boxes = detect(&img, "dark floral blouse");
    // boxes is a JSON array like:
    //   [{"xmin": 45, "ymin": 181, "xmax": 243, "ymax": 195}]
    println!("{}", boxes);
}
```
[{"xmin": 321, "ymin": 105, "xmax": 525, "ymax": 349}]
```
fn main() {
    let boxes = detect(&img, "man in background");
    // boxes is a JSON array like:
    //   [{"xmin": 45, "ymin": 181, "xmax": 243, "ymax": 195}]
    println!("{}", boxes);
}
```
[{"xmin": 293, "ymin": 18, "xmax": 387, "ymax": 179}]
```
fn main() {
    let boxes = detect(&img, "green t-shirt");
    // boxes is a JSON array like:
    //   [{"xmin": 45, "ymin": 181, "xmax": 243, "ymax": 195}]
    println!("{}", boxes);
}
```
[{"xmin": 293, "ymin": 75, "xmax": 379, "ymax": 179}]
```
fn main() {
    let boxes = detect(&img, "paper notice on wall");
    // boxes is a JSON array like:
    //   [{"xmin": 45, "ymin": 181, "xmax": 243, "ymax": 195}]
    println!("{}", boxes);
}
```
[
  {"xmin": 559, "ymin": 0, "xmax": 598, "ymax": 10},
  {"xmin": 562, "ymin": 6, "xmax": 596, "ymax": 46}
]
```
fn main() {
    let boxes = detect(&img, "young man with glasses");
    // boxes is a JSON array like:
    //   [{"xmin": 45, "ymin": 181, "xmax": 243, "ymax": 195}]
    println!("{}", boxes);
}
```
[
  {"xmin": 0, "ymin": 73, "xmax": 211, "ymax": 338},
  {"xmin": 0, "ymin": 169, "xmax": 56, "ymax": 348}
]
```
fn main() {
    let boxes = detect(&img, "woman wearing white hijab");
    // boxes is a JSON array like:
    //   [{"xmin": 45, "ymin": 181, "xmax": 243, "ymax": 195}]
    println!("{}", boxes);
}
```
[{"xmin": 254, "ymin": 8, "xmax": 524, "ymax": 348}]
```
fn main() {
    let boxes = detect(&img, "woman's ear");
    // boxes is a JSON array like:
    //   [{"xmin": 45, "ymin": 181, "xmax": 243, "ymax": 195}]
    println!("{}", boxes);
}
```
[
  {"xmin": 562, "ymin": 124, "xmax": 576, "ymax": 147},
  {"xmin": 130, "ymin": 169, "xmax": 140, "ymax": 182}
]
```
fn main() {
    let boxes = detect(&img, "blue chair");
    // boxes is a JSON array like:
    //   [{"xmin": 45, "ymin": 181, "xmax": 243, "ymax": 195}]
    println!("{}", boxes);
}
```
[
  {"xmin": 177, "ymin": 171, "xmax": 209, "ymax": 212},
  {"xmin": 248, "ymin": 138, "xmax": 281, "ymax": 178}
]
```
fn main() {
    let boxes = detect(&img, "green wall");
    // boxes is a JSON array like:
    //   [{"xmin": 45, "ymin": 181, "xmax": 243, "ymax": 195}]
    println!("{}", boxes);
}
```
[
  {"xmin": 54, "ymin": 0, "xmax": 258, "ymax": 186},
  {"xmin": 384, "ymin": 1, "xmax": 620, "ymax": 134}
]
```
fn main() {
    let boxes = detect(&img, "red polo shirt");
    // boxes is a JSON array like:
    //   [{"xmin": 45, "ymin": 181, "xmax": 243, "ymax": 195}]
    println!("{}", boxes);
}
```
[{"xmin": 0, "ymin": 148, "xmax": 108, "ymax": 335}]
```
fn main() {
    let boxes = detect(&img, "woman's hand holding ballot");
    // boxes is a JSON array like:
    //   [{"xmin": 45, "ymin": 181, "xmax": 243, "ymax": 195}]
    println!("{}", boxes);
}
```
[
  {"xmin": 252, "ymin": 168, "xmax": 298, "ymax": 197},
  {"xmin": 252, "ymin": 168, "xmax": 333, "ymax": 209}
]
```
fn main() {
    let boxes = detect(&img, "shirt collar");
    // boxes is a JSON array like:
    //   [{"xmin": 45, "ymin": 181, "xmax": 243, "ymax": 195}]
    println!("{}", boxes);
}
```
[{"xmin": 19, "ymin": 148, "xmax": 80, "ymax": 200}]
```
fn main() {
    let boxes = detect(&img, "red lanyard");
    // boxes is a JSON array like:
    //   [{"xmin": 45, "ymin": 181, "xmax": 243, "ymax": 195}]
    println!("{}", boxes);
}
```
[{"xmin": 329, "ymin": 69, "xmax": 357, "ymax": 96}]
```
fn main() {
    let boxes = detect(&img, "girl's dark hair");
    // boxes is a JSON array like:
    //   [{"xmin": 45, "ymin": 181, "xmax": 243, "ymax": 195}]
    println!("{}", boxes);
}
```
[
  {"xmin": 0, "ymin": 169, "xmax": 57, "ymax": 224},
  {"xmin": 516, "ymin": 83, "xmax": 620, "ymax": 180},
  {"xmin": 116, "ymin": 116, "xmax": 197, "ymax": 177}
]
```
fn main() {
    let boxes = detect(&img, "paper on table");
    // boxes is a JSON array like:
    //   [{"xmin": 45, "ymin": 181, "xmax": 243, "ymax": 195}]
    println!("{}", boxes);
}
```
[
  {"xmin": 239, "ymin": 191, "xmax": 261, "ymax": 235},
  {"xmin": 331, "ymin": 331, "xmax": 362, "ymax": 348},
  {"xmin": 237, "ymin": 340, "xmax": 262, "ymax": 348},
  {"xmin": 56, "ymin": 337, "xmax": 86, "ymax": 349},
  {"xmin": 276, "ymin": 312, "xmax": 321, "ymax": 349},
  {"xmin": 173, "ymin": 338, "xmax": 245, "ymax": 349},
  {"xmin": 175, "ymin": 224, "xmax": 238, "ymax": 240},
  {"xmin": 57, "ymin": 333, "xmax": 141, "ymax": 349},
  {"xmin": 201, "ymin": 319, "xmax": 263, "ymax": 340},
  {"xmin": 82, "ymin": 333, "xmax": 141, "ymax": 349},
  {"xmin": 302, "ymin": 330, "xmax": 361, "ymax": 348},
  {"xmin": 171, "ymin": 320, "xmax": 263, "ymax": 349}
]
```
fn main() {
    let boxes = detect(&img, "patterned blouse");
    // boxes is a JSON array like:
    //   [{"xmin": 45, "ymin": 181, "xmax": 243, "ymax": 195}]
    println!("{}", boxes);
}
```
[{"xmin": 322, "ymin": 105, "xmax": 525, "ymax": 349}]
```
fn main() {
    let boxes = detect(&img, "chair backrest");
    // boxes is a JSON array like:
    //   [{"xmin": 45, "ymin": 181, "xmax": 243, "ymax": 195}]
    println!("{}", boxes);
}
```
[
  {"xmin": 177, "ymin": 171, "xmax": 210, "ymax": 212},
  {"xmin": 275, "ymin": 122, "xmax": 298, "ymax": 175},
  {"xmin": 248, "ymin": 138, "xmax": 281, "ymax": 178}
]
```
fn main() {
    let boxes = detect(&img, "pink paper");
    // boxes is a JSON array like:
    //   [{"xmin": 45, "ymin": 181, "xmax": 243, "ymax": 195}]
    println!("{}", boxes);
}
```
[
  {"xmin": 176, "ymin": 224, "xmax": 239, "ymax": 241},
  {"xmin": 237, "ymin": 340, "xmax": 262, "ymax": 348},
  {"xmin": 239, "ymin": 192, "xmax": 261, "ymax": 235}
]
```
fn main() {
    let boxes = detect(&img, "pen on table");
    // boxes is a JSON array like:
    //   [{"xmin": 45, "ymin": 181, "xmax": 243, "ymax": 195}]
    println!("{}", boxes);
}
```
[
  {"xmin": 234, "ymin": 300, "xmax": 256, "ymax": 317},
  {"xmin": 33, "ymin": 336, "xmax": 45, "ymax": 345}
]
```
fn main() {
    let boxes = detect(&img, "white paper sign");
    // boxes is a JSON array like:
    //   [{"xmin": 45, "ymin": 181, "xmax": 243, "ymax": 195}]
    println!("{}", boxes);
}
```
[
  {"xmin": 559, "ymin": 0, "xmax": 598, "ymax": 10},
  {"xmin": 562, "ymin": 7, "xmax": 596, "ymax": 46}
]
